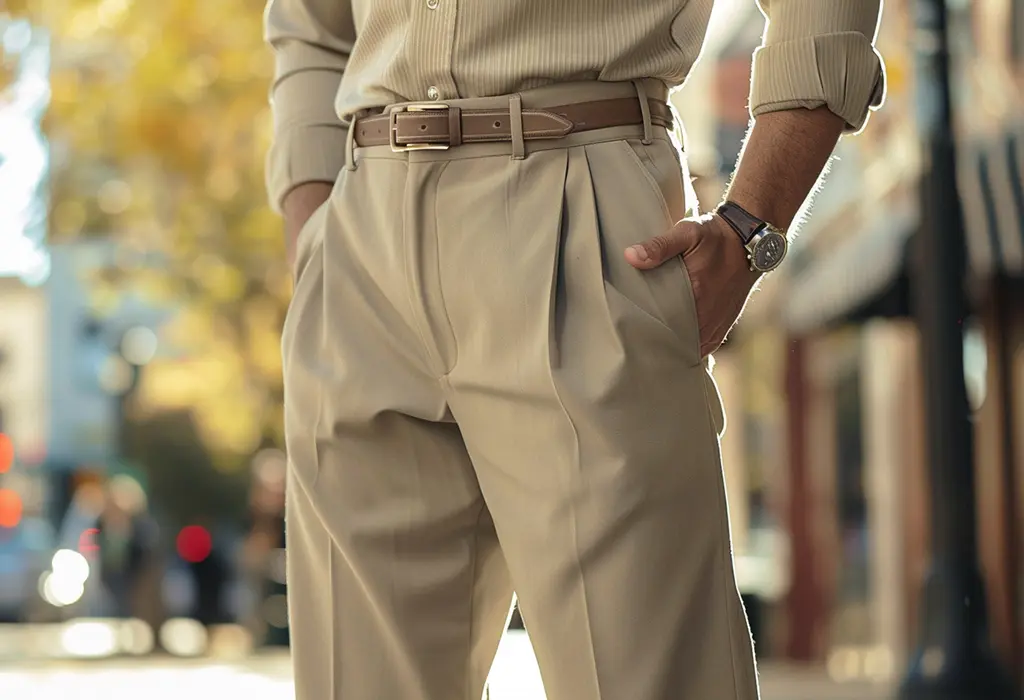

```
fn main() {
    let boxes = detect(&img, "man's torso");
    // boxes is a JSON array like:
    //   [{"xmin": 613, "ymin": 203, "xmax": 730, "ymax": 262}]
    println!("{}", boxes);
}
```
[{"xmin": 336, "ymin": 0, "xmax": 716, "ymax": 120}]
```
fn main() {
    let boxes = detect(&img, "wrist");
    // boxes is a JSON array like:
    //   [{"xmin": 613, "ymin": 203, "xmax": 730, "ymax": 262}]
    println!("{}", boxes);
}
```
[
  {"xmin": 283, "ymin": 181, "xmax": 333, "ymax": 265},
  {"xmin": 714, "ymin": 202, "xmax": 789, "ymax": 274},
  {"xmin": 283, "ymin": 182, "xmax": 334, "ymax": 221},
  {"xmin": 719, "ymin": 192, "xmax": 786, "ymax": 231},
  {"xmin": 725, "ymin": 108, "xmax": 844, "ymax": 230}
]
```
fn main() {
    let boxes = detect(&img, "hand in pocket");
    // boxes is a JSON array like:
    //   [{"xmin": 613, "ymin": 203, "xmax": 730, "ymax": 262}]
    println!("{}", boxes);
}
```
[{"xmin": 625, "ymin": 213, "xmax": 762, "ymax": 358}]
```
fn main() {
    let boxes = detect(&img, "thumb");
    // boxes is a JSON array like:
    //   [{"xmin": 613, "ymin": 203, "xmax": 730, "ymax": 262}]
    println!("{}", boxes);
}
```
[{"xmin": 624, "ymin": 220, "xmax": 700, "ymax": 270}]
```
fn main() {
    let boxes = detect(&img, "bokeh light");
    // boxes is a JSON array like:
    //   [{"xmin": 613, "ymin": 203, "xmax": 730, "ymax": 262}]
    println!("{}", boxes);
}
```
[
  {"xmin": 52, "ymin": 548, "xmax": 91, "ymax": 583},
  {"xmin": 0, "ymin": 433, "xmax": 13, "ymax": 473},
  {"xmin": 40, "ymin": 571, "xmax": 85, "ymax": 607},
  {"xmin": 117, "ymin": 618, "xmax": 156, "ymax": 656},
  {"xmin": 0, "ymin": 488, "xmax": 23, "ymax": 528},
  {"xmin": 60, "ymin": 620, "xmax": 118, "ymax": 658},
  {"xmin": 260, "ymin": 594, "xmax": 288, "ymax": 629},
  {"xmin": 97, "ymin": 353, "xmax": 134, "ymax": 395},
  {"xmin": 78, "ymin": 527, "xmax": 100, "ymax": 554},
  {"xmin": 159, "ymin": 618, "xmax": 209, "ymax": 657},
  {"xmin": 120, "ymin": 325, "xmax": 158, "ymax": 366},
  {"xmin": 206, "ymin": 624, "xmax": 253, "ymax": 660},
  {"xmin": 176, "ymin": 525, "xmax": 212, "ymax": 563}
]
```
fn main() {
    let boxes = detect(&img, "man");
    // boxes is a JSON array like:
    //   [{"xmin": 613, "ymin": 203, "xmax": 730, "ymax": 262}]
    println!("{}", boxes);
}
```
[{"xmin": 266, "ymin": 2, "xmax": 884, "ymax": 699}]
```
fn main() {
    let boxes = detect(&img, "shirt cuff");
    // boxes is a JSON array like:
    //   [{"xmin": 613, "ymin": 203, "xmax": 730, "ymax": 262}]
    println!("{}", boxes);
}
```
[
  {"xmin": 750, "ymin": 32, "xmax": 885, "ymax": 133},
  {"xmin": 265, "ymin": 68, "xmax": 348, "ymax": 214}
]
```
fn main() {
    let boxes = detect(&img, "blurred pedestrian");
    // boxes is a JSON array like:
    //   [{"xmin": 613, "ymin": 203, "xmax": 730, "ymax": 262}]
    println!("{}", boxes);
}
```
[
  {"xmin": 94, "ymin": 475, "xmax": 159, "ymax": 620},
  {"xmin": 267, "ymin": 2, "xmax": 887, "ymax": 699},
  {"xmin": 241, "ymin": 459, "xmax": 288, "ymax": 645}
]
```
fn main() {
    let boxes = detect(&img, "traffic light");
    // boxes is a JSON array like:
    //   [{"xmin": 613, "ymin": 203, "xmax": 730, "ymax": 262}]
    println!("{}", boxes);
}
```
[
  {"xmin": 177, "ymin": 525, "xmax": 227, "ymax": 626},
  {"xmin": 176, "ymin": 525, "xmax": 212, "ymax": 564}
]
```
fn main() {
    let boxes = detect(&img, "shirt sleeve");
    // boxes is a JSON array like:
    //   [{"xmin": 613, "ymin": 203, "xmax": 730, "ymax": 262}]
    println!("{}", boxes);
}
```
[
  {"xmin": 750, "ymin": 0, "xmax": 886, "ymax": 133},
  {"xmin": 264, "ymin": 0, "xmax": 356, "ymax": 213}
]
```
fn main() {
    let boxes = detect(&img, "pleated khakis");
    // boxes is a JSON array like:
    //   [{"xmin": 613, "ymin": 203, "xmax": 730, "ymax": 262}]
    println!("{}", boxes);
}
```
[{"xmin": 282, "ymin": 79, "xmax": 759, "ymax": 700}]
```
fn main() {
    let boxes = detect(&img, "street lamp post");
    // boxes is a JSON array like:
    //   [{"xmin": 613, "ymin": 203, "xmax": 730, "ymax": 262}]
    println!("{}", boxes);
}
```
[{"xmin": 900, "ymin": 0, "xmax": 1017, "ymax": 698}]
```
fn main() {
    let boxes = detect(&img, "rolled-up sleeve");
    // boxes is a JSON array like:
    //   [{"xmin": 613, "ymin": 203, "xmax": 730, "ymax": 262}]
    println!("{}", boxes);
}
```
[
  {"xmin": 264, "ymin": 0, "xmax": 356, "ymax": 213},
  {"xmin": 750, "ymin": 0, "xmax": 885, "ymax": 133}
]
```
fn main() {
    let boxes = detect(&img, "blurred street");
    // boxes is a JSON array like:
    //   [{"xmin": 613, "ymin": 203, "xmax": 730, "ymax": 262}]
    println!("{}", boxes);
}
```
[
  {"xmin": 0, "ymin": 630, "xmax": 890, "ymax": 700},
  {"xmin": 1, "ymin": 0, "xmax": 1022, "ymax": 695}
]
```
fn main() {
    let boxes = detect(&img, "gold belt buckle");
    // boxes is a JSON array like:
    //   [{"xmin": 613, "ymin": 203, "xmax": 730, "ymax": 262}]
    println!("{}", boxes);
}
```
[{"xmin": 389, "ymin": 104, "xmax": 451, "ymax": 152}]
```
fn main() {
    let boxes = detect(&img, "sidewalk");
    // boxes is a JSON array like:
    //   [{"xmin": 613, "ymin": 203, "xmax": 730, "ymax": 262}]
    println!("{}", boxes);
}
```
[
  {"xmin": 0, "ymin": 623, "xmax": 894, "ymax": 700},
  {"xmin": 757, "ymin": 662, "xmax": 892, "ymax": 700},
  {"xmin": 488, "ymin": 632, "xmax": 894, "ymax": 700}
]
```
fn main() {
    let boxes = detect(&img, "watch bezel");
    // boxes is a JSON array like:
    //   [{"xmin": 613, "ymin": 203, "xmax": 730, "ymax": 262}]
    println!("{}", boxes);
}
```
[{"xmin": 747, "ymin": 228, "xmax": 788, "ymax": 273}]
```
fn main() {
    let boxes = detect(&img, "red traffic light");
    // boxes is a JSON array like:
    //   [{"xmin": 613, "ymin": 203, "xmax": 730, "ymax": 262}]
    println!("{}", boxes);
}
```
[{"xmin": 176, "ymin": 525, "xmax": 212, "ymax": 563}]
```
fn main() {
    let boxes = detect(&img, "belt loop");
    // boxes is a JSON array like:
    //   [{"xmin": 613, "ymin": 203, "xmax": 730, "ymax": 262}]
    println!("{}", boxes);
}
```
[
  {"xmin": 344, "ymin": 117, "xmax": 358, "ymax": 171},
  {"xmin": 632, "ymin": 79, "xmax": 653, "ymax": 146},
  {"xmin": 448, "ymin": 106, "xmax": 463, "ymax": 147},
  {"xmin": 509, "ymin": 93, "xmax": 525, "ymax": 160}
]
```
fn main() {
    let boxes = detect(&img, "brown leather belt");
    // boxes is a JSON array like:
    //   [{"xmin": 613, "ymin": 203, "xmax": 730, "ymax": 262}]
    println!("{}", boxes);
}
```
[{"xmin": 353, "ymin": 97, "xmax": 674, "ymax": 151}]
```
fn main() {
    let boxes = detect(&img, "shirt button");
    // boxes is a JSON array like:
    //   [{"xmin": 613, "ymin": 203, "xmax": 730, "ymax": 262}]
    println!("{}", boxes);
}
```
[
  {"xmin": 426, "ymin": 0, "xmax": 439, "ymax": 8},
  {"xmin": 427, "ymin": 86, "xmax": 440, "ymax": 101}
]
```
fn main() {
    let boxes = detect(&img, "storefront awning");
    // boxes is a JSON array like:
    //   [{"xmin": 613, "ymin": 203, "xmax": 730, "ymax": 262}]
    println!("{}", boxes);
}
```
[
  {"xmin": 781, "ymin": 131, "xmax": 1024, "ymax": 335},
  {"xmin": 959, "ymin": 129, "xmax": 1024, "ymax": 278},
  {"xmin": 783, "ymin": 202, "xmax": 916, "ymax": 334}
]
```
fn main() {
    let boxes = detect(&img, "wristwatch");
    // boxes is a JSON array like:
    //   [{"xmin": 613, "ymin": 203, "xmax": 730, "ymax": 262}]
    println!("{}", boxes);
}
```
[{"xmin": 715, "ymin": 201, "xmax": 788, "ymax": 273}]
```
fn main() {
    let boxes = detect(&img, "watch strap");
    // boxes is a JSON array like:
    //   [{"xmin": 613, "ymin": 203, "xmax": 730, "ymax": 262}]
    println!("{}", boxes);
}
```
[{"xmin": 716, "ymin": 201, "xmax": 766, "ymax": 245}]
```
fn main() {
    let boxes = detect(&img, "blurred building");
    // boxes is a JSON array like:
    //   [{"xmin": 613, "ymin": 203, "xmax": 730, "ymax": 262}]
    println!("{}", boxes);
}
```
[
  {"xmin": 676, "ymin": 0, "xmax": 1024, "ymax": 686},
  {"xmin": 45, "ymin": 241, "xmax": 169, "ymax": 515},
  {"xmin": 0, "ymin": 277, "xmax": 48, "ymax": 466},
  {"xmin": 669, "ymin": 2, "xmax": 793, "ymax": 652},
  {"xmin": 0, "ymin": 14, "xmax": 52, "ymax": 503}
]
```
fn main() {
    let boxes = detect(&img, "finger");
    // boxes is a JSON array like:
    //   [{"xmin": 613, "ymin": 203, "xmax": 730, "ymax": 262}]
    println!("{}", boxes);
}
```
[{"xmin": 624, "ymin": 221, "xmax": 700, "ymax": 269}]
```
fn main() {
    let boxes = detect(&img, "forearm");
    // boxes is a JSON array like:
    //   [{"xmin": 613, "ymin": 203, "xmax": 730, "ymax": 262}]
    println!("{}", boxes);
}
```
[
  {"xmin": 727, "ymin": 0, "xmax": 886, "ymax": 231},
  {"xmin": 283, "ymin": 182, "xmax": 333, "ymax": 264},
  {"xmin": 724, "ymin": 106, "xmax": 844, "ymax": 230},
  {"xmin": 264, "ymin": 0, "xmax": 355, "ymax": 214}
]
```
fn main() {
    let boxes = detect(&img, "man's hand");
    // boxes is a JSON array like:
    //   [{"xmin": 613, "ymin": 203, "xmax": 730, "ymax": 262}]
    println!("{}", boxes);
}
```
[
  {"xmin": 623, "ymin": 106, "xmax": 847, "ymax": 356},
  {"xmin": 625, "ymin": 214, "xmax": 759, "ymax": 358},
  {"xmin": 283, "ymin": 181, "xmax": 334, "ymax": 267}
]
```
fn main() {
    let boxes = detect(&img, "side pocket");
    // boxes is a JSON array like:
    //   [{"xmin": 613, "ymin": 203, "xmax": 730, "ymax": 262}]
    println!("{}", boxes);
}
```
[
  {"xmin": 619, "ymin": 138, "xmax": 675, "ymax": 226},
  {"xmin": 291, "ymin": 199, "xmax": 330, "ymax": 283},
  {"xmin": 282, "ymin": 230, "xmax": 326, "ymax": 489},
  {"xmin": 618, "ymin": 138, "xmax": 703, "ymax": 365}
]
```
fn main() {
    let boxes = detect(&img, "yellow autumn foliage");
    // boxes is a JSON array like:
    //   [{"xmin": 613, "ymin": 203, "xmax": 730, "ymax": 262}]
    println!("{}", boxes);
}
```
[{"xmin": 11, "ymin": 0, "xmax": 287, "ymax": 456}]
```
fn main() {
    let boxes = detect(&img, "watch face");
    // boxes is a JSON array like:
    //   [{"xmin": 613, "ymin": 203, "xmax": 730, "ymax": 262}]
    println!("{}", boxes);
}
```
[{"xmin": 751, "ymin": 231, "xmax": 787, "ymax": 272}]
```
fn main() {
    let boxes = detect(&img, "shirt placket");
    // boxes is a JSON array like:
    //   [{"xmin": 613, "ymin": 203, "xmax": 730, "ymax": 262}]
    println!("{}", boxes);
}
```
[{"xmin": 418, "ymin": 0, "xmax": 459, "ymax": 101}]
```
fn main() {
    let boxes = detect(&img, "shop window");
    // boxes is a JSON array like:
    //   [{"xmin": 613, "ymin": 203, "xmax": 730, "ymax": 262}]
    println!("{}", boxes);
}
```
[
  {"xmin": 1014, "ymin": 340, "xmax": 1024, "ymax": 671},
  {"xmin": 833, "ymin": 363, "xmax": 871, "ymax": 645},
  {"xmin": 1010, "ymin": 0, "xmax": 1024, "ymax": 61},
  {"xmin": 978, "ymin": 151, "xmax": 1005, "ymax": 272},
  {"xmin": 963, "ymin": 319, "xmax": 989, "ymax": 412},
  {"xmin": 1007, "ymin": 135, "xmax": 1024, "ymax": 228}
]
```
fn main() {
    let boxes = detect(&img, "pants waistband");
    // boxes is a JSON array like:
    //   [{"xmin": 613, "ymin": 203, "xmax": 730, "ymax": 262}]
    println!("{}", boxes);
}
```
[{"xmin": 344, "ymin": 79, "xmax": 676, "ymax": 165}]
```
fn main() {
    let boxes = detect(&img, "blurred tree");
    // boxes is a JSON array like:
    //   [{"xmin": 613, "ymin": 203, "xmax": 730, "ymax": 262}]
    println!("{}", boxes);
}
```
[
  {"xmin": 0, "ymin": 61, "xmax": 14, "ymax": 93},
  {"xmin": 129, "ymin": 410, "xmax": 250, "ymax": 527},
  {"xmin": 8, "ymin": 0, "xmax": 289, "ymax": 467}
]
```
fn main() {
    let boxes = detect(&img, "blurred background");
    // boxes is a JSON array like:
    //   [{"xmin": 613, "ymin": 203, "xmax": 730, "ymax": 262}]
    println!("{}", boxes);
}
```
[{"xmin": 0, "ymin": 0, "xmax": 1021, "ymax": 698}]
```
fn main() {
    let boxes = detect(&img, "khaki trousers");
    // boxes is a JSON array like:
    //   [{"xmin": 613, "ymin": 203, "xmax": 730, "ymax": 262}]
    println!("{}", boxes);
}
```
[{"xmin": 282, "ymin": 79, "xmax": 759, "ymax": 700}]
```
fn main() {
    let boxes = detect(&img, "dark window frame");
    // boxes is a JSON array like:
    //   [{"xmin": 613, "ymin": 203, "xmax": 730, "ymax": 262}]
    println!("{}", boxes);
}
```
[{"xmin": 1012, "ymin": 0, "xmax": 1024, "ymax": 61}]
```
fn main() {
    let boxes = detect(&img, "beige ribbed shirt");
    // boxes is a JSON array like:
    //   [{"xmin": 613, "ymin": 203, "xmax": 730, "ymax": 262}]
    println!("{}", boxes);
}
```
[{"xmin": 264, "ymin": 0, "xmax": 885, "ymax": 212}]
